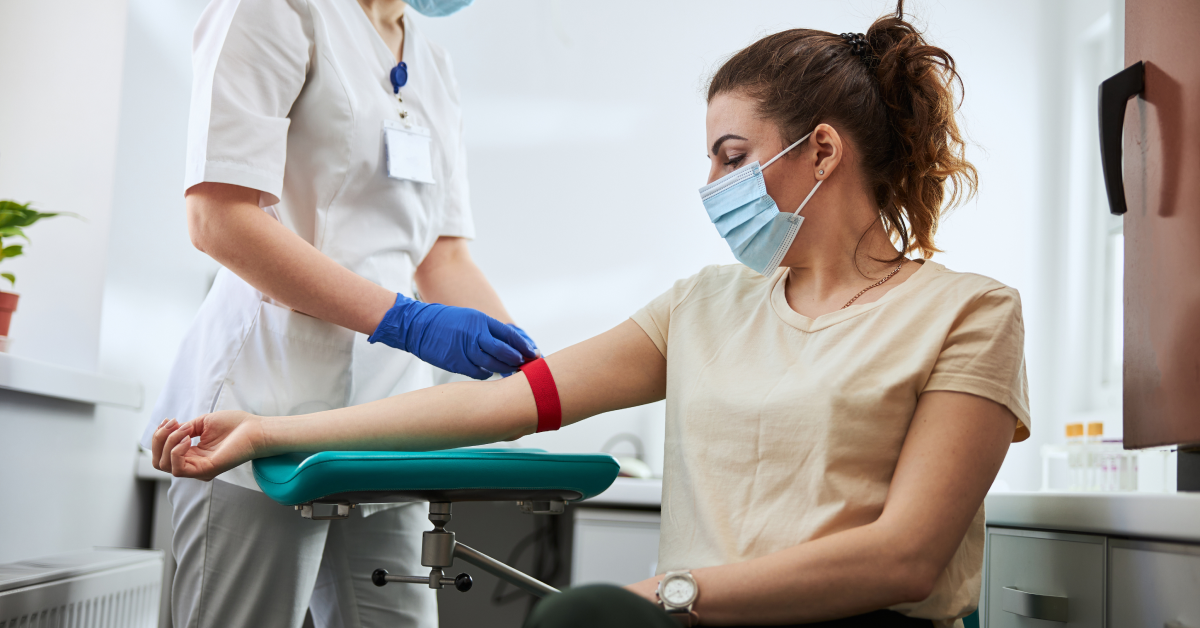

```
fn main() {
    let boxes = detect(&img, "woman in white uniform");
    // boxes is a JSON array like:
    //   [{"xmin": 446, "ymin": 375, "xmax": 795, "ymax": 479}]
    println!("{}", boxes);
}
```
[{"xmin": 140, "ymin": 0, "xmax": 535, "ymax": 626}]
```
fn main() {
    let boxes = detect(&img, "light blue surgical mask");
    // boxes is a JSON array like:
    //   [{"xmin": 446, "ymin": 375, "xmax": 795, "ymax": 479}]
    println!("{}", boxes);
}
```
[
  {"xmin": 406, "ymin": 0, "xmax": 475, "ymax": 17},
  {"xmin": 699, "ymin": 132, "xmax": 822, "ymax": 275}
]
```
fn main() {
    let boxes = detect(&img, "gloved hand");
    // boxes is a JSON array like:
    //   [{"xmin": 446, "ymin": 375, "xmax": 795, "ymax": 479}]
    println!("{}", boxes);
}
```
[
  {"xmin": 368, "ymin": 294, "xmax": 539, "ymax": 380},
  {"xmin": 500, "ymin": 324, "xmax": 541, "ymax": 378},
  {"xmin": 507, "ymin": 324, "xmax": 541, "ymax": 358}
]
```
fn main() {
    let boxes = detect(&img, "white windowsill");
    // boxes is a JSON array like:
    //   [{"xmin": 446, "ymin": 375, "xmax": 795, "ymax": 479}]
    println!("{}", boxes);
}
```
[{"xmin": 0, "ymin": 352, "xmax": 143, "ymax": 409}]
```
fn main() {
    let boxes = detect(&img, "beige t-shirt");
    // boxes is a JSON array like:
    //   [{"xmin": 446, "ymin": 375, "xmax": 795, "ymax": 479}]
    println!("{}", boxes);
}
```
[{"xmin": 631, "ymin": 261, "xmax": 1030, "ymax": 626}]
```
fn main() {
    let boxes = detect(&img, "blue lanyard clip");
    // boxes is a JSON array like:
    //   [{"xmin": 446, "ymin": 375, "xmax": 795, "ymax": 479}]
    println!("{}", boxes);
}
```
[{"xmin": 390, "ymin": 62, "xmax": 408, "ymax": 94}]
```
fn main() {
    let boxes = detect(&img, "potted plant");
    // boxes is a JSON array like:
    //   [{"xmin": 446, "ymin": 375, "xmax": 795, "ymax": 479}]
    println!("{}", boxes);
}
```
[{"xmin": 0, "ymin": 200, "xmax": 77, "ymax": 351}]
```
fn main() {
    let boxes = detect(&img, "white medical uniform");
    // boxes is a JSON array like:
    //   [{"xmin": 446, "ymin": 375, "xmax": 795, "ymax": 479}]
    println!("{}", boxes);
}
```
[{"xmin": 142, "ymin": 0, "xmax": 474, "ymax": 625}]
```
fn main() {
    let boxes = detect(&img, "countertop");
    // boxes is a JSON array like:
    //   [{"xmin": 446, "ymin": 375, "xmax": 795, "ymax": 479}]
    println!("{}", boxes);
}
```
[
  {"xmin": 985, "ymin": 491, "xmax": 1200, "ymax": 543},
  {"xmin": 0, "ymin": 352, "xmax": 142, "ymax": 408}
]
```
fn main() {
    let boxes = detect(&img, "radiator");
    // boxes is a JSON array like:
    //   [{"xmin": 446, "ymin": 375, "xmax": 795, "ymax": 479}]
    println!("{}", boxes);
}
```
[{"xmin": 0, "ymin": 548, "xmax": 162, "ymax": 628}]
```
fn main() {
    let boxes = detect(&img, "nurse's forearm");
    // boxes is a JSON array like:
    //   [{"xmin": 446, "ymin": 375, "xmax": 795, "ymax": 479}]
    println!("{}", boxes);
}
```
[
  {"xmin": 186, "ymin": 182, "xmax": 395, "ymax": 335},
  {"xmin": 414, "ymin": 236, "xmax": 513, "ymax": 323}
]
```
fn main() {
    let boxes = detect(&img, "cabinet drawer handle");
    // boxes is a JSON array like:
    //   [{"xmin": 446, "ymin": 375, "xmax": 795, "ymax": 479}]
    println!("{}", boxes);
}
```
[{"xmin": 1001, "ymin": 586, "xmax": 1069, "ymax": 623}]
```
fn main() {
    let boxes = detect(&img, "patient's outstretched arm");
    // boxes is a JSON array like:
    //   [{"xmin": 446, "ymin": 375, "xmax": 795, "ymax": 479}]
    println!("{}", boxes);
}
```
[{"xmin": 153, "ymin": 319, "xmax": 666, "ymax": 479}]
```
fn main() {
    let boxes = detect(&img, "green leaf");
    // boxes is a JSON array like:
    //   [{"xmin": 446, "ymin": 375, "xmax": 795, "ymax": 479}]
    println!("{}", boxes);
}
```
[
  {"xmin": 0, "ymin": 209, "xmax": 33, "ymax": 228},
  {"xmin": 0, "ymin": 273, "xmax": 12, "ymax": 287},
  {"xmin": 0, "ymin": 226, "xmax": 27, "ymax": 241},
  {"xmin": 1, "ymin": 245, "xmax": 23, "ymax": 259},
  {"xmin": 0, "ymin": 200, "xmax": 84, "ymax": 231},
  {"xmin": 0, "ymin": 201, "xmax": 84, "ymax": 229},
  {"xmin": 0, "ymin": 200, "xmax": 32, "ymax": 214},
  {"xmin": 11, "ymin": 210, "xmax": 43, "ymax": 227},
  {"xmin": 0, "ymin": 201, "xmax": 30, "ymax": 228}
]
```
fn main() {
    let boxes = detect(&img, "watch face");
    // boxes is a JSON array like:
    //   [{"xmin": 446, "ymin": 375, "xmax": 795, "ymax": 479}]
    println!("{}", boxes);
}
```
[{"xmin": 661, "ymin": 575, "xmax": 697, "ymax": 606}]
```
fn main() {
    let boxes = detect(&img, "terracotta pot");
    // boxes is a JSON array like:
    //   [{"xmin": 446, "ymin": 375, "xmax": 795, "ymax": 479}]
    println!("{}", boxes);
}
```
[{"xmin": 0, "ymin": 290, "xmax": 18, "ymax": 338}]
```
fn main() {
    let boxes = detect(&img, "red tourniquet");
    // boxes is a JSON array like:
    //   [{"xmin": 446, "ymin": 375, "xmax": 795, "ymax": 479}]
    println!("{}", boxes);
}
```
[{"xmin": 519, "ymin": 358, "xmax": 562, "ymax": 433}]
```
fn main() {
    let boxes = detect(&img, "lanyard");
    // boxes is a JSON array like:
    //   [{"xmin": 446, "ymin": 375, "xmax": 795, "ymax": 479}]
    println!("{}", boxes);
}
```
[{"xmin": 390, "ymin": 62, "xmax": 410, "ymax": 120}]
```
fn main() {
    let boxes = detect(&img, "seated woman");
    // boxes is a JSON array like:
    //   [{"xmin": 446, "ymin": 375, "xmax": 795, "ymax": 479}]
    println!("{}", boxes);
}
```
[{"xmin": 152, "ymin": 4, "xmax": 1028, "ymax": 627}]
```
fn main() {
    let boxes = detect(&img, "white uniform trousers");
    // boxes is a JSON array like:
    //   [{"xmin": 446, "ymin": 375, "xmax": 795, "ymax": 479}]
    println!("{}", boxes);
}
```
[{"xmin": 169, "ymin": 476, "xmax": 437, "ymax": 628}]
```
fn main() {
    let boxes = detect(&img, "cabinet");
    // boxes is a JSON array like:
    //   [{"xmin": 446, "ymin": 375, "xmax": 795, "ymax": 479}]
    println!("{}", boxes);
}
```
[
  {"xmin": 983, "ymin": 525, "xmax": 1200, "ymax": 627},
  {"xmin": 984, "ymin": 528, "xmax": 1105, "ymax": 627},
  {"xmin": 570, "ymin": 508, "xmax": 661, "ymax": 586},
  {"xmin": 982, "ymin": 493, "xmax": 1200, "ymax": 628},
  {"xmin": 1108, "ymin": 540, "xmax": 1200, "ymax": 628}
]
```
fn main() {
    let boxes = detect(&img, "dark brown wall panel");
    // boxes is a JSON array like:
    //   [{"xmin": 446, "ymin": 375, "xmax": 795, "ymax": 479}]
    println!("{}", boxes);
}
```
[{"xmin": 1123, "ymin": 0, "xmax": 1200, "ymax": 448}]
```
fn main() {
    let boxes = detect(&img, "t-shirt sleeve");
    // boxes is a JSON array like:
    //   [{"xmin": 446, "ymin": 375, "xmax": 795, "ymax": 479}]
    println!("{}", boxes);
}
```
[
  {"xmin": 184, "ymin": 0, "xmax": 313, "ymax": 207},
  {"xmin": 631, "ymin": 271, "xmax": 705, "ymax": 358},
  {"xmin": 923, "ymin": 286, "xmax": 1032, "ymax": 442},
  {"xmin": 434, "ymin": 51, "xmax": 475, "ymax": 239}
]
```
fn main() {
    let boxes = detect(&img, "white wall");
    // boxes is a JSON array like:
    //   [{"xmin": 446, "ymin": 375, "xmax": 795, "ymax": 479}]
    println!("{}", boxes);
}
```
[
  {"xmin": 0, "ymin": 0, "xmax": 140, "ymax": 563},
  {"xmin": 0, "ymin": 1, "xmax": 127, "ymax": 369},
  {"xmin": 100, "ymin": 0, "xmax": 218, "ymax": 459}
]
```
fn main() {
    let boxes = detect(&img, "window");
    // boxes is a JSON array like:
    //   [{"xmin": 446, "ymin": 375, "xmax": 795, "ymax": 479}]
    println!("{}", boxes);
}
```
[{"xmin": 1061, "ymin": 5, "xmax": 1125, "ymax": 430}]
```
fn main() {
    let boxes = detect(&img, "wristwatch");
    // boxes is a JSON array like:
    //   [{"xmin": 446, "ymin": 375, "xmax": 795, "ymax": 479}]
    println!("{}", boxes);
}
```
[{"xmin": 656, "ymin": 570, "xmax": 700, "ymax": 626}]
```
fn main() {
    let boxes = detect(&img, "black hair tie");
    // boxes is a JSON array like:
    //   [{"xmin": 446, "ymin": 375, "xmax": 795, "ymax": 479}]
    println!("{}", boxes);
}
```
[{"xmin": 839, "ymin": 32, "xmax": 873, "ymax": 64}]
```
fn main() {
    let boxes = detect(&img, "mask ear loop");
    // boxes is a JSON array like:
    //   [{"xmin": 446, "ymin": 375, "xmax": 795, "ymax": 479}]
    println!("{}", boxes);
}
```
[
  {"xmin": 761, "ymin": 132, "xmax": 812, "ymax": 170},
  {"xmin": 760, "ymin": 131, "xmax": 822, "ymax": 216},
  {"xmin": 792, "ymin": 179, "xmax": 823, "ymax": 216}
]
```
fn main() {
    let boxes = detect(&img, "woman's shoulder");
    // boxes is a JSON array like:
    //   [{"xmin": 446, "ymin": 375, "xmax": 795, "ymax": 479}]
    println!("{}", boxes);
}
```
[
  {"xmin": 645, "ymin": 264, "xmax": 766, "ymax": 312},
  {"xmin": 684, "ymin": 263, "xmax": 770, "ymax": 294},
  {"xmin": 917, "ymin": 261, "xmax": 1022, "ymax": 313}
]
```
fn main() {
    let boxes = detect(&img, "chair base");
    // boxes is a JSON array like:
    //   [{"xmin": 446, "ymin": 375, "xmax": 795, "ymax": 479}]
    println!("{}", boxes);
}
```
[{"xmin": 300, "ymin": 500, "xmax": 563, "ymax": 598}]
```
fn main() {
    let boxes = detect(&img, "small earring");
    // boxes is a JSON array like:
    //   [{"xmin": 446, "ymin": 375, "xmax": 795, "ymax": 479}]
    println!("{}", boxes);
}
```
[{"xmin": 818, "ymin": 169, "xmax": 825, "ymax": 175}]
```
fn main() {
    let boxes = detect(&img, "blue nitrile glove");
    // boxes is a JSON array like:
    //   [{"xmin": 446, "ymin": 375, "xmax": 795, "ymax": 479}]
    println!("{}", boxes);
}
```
[
  {"xmin": 368, "ymin": 294, "xmax": 539, "ymax": 380},
  {"xmin": 508, "ymin": 325, "xmax": 540, "ymax": 358},
  {"xmin": 500, "ymin": 324, "xmax": 541, "ymax": 378}
]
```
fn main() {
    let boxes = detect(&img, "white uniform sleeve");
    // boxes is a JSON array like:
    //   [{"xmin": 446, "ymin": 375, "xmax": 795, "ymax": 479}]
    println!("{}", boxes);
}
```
[
  {"xmin": 434, "ymin": 51, "xmax": 476, "ymax": 239},
  {"xmin": 185, "ymin": 0, "xmax": 313, "ymax": 206}
]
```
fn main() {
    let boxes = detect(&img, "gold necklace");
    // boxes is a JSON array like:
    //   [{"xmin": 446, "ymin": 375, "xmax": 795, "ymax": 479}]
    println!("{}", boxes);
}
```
[{"xmin": 841, "ymin": 260, "xmax": 906, "ymax": 309}]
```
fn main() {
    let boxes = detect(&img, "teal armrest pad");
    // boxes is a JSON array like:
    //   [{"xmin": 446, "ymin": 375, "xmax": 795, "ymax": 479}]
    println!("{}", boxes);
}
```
[{"xmin": 252, "ymin": 448, "xmax": 621, "ymax": 506}]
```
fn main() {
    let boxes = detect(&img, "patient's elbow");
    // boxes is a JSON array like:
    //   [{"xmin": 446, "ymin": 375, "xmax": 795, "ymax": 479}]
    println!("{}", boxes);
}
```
[{"xmin": 890, "ymin": 557, "xmax": 940, "ymax": 604}]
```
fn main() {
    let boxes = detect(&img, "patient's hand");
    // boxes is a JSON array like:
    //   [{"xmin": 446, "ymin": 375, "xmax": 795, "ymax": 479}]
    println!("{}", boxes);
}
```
[{"xmin": 151, "ymin": 410, "xmax": 264, "ymax": 481}]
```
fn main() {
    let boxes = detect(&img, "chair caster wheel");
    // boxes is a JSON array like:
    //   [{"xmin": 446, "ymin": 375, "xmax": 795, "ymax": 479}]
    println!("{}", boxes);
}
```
[
  {"xmin": 454, "ymin": 573, "xmax": 473, "ymax": 592},
  {"xmin": 372, "ymin": 569, "xmax": 389, "ymax": 587}
]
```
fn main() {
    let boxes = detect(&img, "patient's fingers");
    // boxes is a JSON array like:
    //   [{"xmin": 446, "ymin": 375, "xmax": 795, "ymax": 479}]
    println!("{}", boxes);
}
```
[
  {"xmin": 152, "ymin": 419, "xmax": 180, "ymax": 470},
  {"xmin": 171, "ymin": 432, "xmax": 193, "ymax": 478},
  {"xmin": 160, "ymin": 423, "xmax": 193, "ymax": 473},
  {"xmin": 150, "ymin": 419, "xmax": 166, "ymax": 470}
]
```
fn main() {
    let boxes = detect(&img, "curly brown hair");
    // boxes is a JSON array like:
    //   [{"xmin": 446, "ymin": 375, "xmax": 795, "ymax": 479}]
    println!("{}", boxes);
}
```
[{"xmin": 706, "ymin": 0, "xmax": 977, "ymax": 259}]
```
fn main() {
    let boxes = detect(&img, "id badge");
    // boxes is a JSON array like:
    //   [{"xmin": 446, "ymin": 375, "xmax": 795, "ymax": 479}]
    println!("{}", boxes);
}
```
[{"xmin": 383, "ymin": 121, "xmax": 436, "ymax": 184}]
